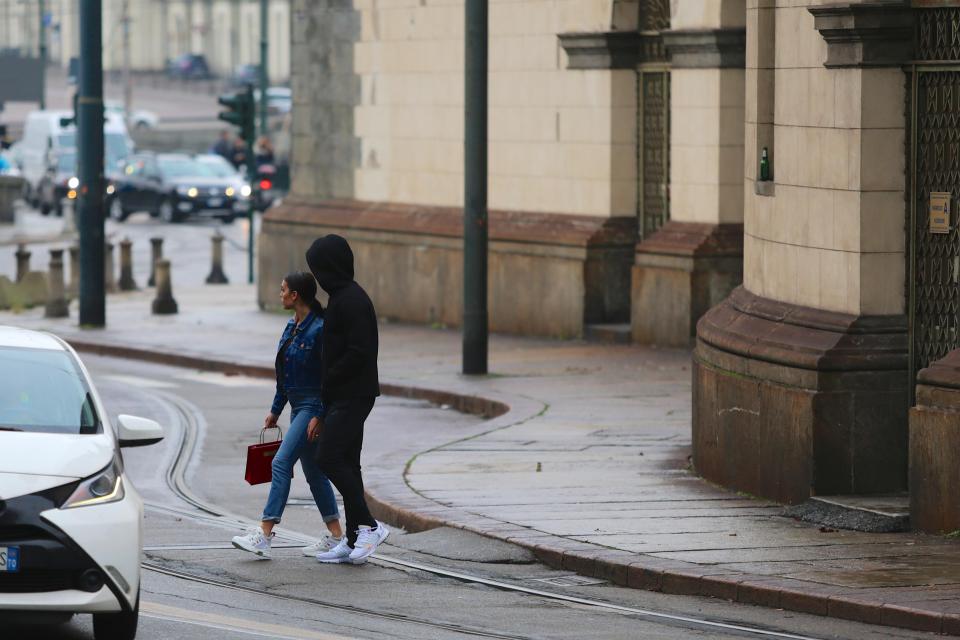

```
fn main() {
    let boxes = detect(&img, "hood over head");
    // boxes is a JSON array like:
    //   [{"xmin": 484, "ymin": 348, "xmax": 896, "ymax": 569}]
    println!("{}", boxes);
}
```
[{"xmin": 306, "ymin": 234, "xmax": 354, "ymax": 294}]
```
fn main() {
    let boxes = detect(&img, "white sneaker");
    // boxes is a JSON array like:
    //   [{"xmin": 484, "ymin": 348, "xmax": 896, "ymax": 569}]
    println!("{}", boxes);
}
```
[
  {"xmin": 301, "ymin": 535, "xmax": 339, "ymax": 557},
  {"xmin": 231, "ymin": 528, "xmax": 273, "ymax": 559},
  {"xmin": 315, "ymin": 536, "xmax": 351, "ymax": 563},
  {"xmin": 348, "ymin": 522, "xmax": 389, "ymax": 565}
]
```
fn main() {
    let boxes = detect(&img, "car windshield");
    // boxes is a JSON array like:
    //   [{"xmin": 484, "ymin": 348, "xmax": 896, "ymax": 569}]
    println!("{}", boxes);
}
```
[
  {"xmin": 0, "ymin": 347, "xmax": 100, "ymax": 435},
  {"xmin": 196, "ymin": 157, "xmax": 237, "ymax": 177},
  {"xmin": 158, "ymin": 157, "xmax": 221, "ymax": 178},
  {"xmin": 59, "ymin": 133, "xmax": 129, "ymax": 166}
]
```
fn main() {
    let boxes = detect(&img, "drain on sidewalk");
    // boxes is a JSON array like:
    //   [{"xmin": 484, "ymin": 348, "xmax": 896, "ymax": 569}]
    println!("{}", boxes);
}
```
[{"xmin": 531, "ymin": 575, "xmax": 608, "ymax": 587}]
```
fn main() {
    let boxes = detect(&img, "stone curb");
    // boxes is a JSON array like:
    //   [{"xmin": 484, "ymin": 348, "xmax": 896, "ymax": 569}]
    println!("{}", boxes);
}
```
[{"xmin": 64, "ymin": 337, "xmax": 957, "ymax": 637}]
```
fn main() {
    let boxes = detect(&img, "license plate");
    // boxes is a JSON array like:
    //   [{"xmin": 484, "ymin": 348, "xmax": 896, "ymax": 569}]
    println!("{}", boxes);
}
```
[
  {"xmin": 0, "ymin": 546, "xmax": 20, "ymax": 572},
  {"xmin": 207, "ymin": 198, "xmax": 223, "ymax": 208}
]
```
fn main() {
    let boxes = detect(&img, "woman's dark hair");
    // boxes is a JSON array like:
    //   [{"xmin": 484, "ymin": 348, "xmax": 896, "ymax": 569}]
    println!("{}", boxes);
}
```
[{"xmin": 284, "ymin": 271, "xmax": 324, "ymax": 316}]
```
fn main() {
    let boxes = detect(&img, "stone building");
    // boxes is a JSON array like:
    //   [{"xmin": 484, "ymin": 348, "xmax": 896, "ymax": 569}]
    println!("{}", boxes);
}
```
[
  {"xmin": 6, "ymin": 1, "xmax": 292, "ymax": 82},
  {"xmin": 266, "ymin": 0, "xmax": 960, "ymax": 531}
]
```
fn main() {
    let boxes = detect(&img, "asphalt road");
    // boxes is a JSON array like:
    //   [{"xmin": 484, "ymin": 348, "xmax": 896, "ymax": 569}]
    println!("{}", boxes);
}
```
[{"xmin": 4, "ymin": 354, "xmax": 939, "ymax": 640}]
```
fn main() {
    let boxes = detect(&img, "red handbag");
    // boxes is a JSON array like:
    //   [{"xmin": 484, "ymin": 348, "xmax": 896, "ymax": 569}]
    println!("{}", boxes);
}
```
[{"xmin": 244, "ymin": 427, "xmax": 290, "ymax": 485}]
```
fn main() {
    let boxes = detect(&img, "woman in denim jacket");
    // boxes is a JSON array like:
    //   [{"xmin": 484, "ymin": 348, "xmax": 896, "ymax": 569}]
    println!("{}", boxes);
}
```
[{"xmin": 232, "ymin": 272, "xmax": 343, "ymax": 558}]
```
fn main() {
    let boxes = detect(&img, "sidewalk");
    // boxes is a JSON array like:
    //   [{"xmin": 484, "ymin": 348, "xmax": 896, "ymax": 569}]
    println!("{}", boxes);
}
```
[{"xmin": 3, "ymin": 283, "xmax": 959, "ymax": 636}]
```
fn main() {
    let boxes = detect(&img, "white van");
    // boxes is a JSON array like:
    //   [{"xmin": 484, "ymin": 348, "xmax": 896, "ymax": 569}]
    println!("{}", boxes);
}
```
[{"xmin": 16, "ymin": 110, "xmax": 134, "ymax": 203}]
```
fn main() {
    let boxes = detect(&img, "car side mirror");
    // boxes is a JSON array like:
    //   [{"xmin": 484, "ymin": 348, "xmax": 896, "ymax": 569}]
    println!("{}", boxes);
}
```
[{"xmin": 116, "ymin": 414, "xmax": 164, "ymax": 447}]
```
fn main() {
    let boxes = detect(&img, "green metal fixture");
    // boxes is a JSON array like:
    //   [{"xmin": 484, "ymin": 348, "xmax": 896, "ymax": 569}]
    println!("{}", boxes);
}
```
[
  {"xmin": 218, "ymin": 84, "xmax": 257, "ymax": 284},
  {"xmin": 38, "ymin": 0, "xmax": 46, "ymax": 110},
  {"xmin": 259, "ymin": 0, "xmax": 269, "ymax": 139},
  {"xmin": 463, "ymin": 0, "xmax": 488, "ymax": 375},
  {"xmin": 77, "ymin": 0, "xmax": 105, "ymax": 327}
]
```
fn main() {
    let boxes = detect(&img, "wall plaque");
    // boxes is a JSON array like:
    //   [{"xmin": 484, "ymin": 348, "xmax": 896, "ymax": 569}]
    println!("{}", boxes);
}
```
[{"xmin": 930, "ymin": 192, "xmax": 952, "ymax": 234}]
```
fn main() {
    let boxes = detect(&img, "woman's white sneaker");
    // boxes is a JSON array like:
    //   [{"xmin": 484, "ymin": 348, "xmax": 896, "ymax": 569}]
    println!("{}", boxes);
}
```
[
  {"xmin": 302, "ymin": 535, "xmax": 339, "ymax": 557},
  {"xmin": 348, "ymin": 522, "xmax": 389, "ymax": 565},
  {"xmin": 315, "ymin": 537, "xmax": 351, "ymax": 563},
  {"xmin": 231, "ymin": 529, "xmax": 273, "ymax": 559}
]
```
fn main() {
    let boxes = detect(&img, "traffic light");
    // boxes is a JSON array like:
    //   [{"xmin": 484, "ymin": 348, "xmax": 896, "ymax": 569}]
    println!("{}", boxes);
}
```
[{"xmin": 218, "ymin": 84, "xmax": 255, "ymax": 144}]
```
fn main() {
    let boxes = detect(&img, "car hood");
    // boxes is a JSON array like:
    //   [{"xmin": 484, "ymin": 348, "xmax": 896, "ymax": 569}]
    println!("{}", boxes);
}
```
[
  {"xmin": 0, "ymin": 432, "xmax": 113, "ymax": 481},
  {"xmin": 169, "ymin": 177, "xmax": 237, "ymax": 189}
]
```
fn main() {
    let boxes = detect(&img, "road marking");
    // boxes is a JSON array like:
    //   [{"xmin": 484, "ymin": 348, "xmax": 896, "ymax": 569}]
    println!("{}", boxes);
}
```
[
  {"xmin": 141, "ymin": 601, "xmax": 350, "ymax": 640},
  {"xmin": 174, "ymin": 370, "xmax": 273, "ymax": 387},
  {"xmin": 101, "ymin": 374, "xmax": 178, "ymax": 389}
]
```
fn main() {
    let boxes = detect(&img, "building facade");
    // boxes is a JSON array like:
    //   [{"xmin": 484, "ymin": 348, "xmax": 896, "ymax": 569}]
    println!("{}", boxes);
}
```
[
  {"xmin": 4, "ymin": 0, "xmax": 291, "ymax": 83},
  {"xmin": 268, "ymin": 0, "xmax": 960, "ymax": 530}
]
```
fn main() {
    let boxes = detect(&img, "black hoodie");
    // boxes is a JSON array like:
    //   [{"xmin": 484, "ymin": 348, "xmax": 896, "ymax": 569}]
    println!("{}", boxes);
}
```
[{"xmin": 305, "ymin": 235, "xmax": 380, "ymax": 406}]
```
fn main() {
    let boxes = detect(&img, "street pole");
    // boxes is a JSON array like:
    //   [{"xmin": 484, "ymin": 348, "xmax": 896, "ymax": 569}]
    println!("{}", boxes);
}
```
[
  {"xmin": 121, "ymin": 0, "xmax": 131, "ymax": 124},
  {"xmin": 259, "ymin": 0, "xmax": 268, "ymax": 139},
  {"xmin": 38, "ymin": 0, "xmax": 46, "ymax": 109},
  {"xmin": 78, "ymin": 0, "xmax": 106, "ymax": 327},
  {"xmin": 462, "ymin": 0, "xmax": 488, "ymax": 375}
]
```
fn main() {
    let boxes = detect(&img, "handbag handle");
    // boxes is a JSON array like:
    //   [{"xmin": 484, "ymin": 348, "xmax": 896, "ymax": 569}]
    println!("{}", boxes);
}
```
[{"xmin": 260, "ymin": 425, "xmax": 284, "ymax": 444}]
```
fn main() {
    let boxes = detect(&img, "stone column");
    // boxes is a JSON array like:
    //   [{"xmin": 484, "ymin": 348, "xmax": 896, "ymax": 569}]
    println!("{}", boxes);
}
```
[
  {"xmin": 44, "ymin": 249, "xmax": 69, "ymax": 318},
  {"xmin": 151, "ymin": 259, "xmax": 178, "ymax": 315},
  {"xmin": 15, "ymin": 244, "xmax": 30, "ymax": 283},
  {"xmin": 104, "ymin": 241, "xmax": 117, "ymax": 293},
  {"xmin": 118, "ymin": 238, "xmax": 137, "ymax": 291},
  {"xmin": 692, "ymin": 1, "xmax": 912, "ymax": 504},
  {"xmin": 632, "ymin": 2, "xmax": 746, "ymax": 347},
  {"xmin": 68, "ymin": 245, "xmax": 80, "ymax": 299},
  {"xmin": 148, "ymin": 236, "xmax": 163, "ymax": 287}
]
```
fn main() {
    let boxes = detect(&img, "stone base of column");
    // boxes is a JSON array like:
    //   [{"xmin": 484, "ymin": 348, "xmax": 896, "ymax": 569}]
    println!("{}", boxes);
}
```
[
  {"xmin": 631, "ymin": 222, "xmax": 743, "ymax": 347},
  {"xmin": 694, "ymin": 287, "xmax": 908, "ymax": 505},
  {"xmin": 258, "ymin": 199, "xmax": 636, "ymax": 339},
  {"xmin": 910, "ymin": 350, "xmax": 960, "ymax": 533}
]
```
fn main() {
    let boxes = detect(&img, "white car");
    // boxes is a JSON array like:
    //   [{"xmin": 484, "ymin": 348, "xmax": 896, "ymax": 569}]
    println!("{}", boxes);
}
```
[
  {"xmin": 0, "ymin": 327, "xmax": 164, "ymax": 639},
  {"xmin": 104, "ymin": 102, "xmax": 159, "ymax": 130}
]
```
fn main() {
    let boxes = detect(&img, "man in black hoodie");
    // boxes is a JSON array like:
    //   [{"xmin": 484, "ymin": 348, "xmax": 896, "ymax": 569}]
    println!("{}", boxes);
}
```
[{"xmin": 305, "ymin": 234, "xmax": 388, "ymax": 565}]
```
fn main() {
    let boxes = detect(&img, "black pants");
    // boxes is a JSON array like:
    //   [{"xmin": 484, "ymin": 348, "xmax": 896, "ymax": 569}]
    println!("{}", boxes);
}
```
[{"xmin": 314, "ymin": 397, "xmax": 377, "ymax": 546}]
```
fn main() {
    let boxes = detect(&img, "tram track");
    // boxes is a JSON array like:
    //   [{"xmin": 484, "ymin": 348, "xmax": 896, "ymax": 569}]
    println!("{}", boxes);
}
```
[{"xmin": 140, "ymin": 386, "xmax": 828, "ymax": 640}]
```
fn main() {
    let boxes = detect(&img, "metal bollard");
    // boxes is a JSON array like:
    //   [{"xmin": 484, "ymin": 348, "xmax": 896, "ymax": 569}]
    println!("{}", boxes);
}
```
[
  {"xmin": 68, "ymin": 245, "xmax": 80, "ymax": 298},
  {"xmin": 148, "ymin": 237, "xmax": 163, "ymax": 287},
  {"xmin": 44, "ymin": 248, "xmax": 69, "ymax": 318},
  {"xmin": 15, "ymin": 243, "xmax": 30, "ymax": 283},
  {"xmin": 151, "ymin": 259, "xmax": 178, "ymax": 315},
  {"xmin": 205, "ymin": 233, "xmax": 229, "ymax": 284},
  {"xmin": 104, "ymin": 241, "xmax": 117, "ymax": 293},
  {"xmin": 118, "ymin": 238, "xmax": 137, "ymax": 291}
]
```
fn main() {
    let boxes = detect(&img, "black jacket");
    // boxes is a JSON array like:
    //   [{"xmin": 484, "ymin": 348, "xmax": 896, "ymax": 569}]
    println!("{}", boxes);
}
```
[{"xmin": 306, "ymin": 234, "xmax": 380, "ymax": 408}]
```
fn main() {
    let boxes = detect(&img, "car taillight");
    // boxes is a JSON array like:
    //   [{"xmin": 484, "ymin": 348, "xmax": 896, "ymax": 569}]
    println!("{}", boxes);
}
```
[{"xmin": 259, "ymin": 179, "xmax": 272, "ymax": 191}]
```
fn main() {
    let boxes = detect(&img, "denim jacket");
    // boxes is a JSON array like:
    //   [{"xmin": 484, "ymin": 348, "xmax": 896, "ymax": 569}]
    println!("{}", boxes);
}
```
[{"xmin": 270, "ymin": 312, "xmax": 325, "ymax": 416}]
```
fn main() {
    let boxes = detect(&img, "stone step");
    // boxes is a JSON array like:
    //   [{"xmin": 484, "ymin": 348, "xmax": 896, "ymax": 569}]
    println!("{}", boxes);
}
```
[
  {"xmin": 583, "ymin": 323, "xmax": 631, "ymax": 344},
  {"xmin": 784, "ymin": 493, "xmax": 910, "ymax": 533}
]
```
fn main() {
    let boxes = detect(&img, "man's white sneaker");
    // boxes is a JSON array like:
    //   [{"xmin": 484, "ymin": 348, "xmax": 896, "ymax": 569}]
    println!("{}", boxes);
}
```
[
  {"xmin": 315, "ymin": 537, "xmax": 351, "ymax": 563},
  {"xmin": 302, "ymin": 535, "xmax": 339, "ymax": 557},
  {"xmin": 231, "ymin": 529, "xmax": 273, "ymax": 559},
  {"xmin": 348, "ymin": 522, "xmax": 389, "ymax": 565}
]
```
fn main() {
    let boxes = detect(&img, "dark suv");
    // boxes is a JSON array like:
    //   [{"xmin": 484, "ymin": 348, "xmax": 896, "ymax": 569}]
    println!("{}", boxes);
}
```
[
  {"xmin": 108, "ymin": 153, "xmax": 248, "ymax": 223},
  {"xmin": 167, "ymin": 54, "xmax": 213, "ymax": 80}
]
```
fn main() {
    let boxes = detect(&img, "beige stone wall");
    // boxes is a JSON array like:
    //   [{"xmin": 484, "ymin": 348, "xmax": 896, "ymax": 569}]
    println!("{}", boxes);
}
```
[
  {"xmin": 351, "ymin": 0, "xmax": 636, "ymax": 217},
  {"xmin": 743, "ymin": 0, "xmax": 905, "ymax": 316}
]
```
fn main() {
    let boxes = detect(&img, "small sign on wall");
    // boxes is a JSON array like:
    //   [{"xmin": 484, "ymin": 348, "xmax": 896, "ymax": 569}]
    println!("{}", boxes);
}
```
[{"xmin": 930, "ymin": 192, "xmax": 952, "ymax": 234}]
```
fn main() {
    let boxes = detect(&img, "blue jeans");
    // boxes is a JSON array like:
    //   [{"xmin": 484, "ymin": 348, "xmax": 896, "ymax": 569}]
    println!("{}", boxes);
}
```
[{"xmin": 261, "ymin": 396, "xmax": 339, "ymax": 524}]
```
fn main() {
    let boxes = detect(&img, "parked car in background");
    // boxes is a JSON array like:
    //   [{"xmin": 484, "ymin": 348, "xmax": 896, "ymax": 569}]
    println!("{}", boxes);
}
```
[
  {"xmin": 36, "ymin": 149, "xmax": 122, "ymax": 217},
  {"xmin": 166, "ymin": 54, "xmax": 213, "ymax": 80},
  {"xmin": 104, "ymin": 101, "xmax": 159, "ymax": 130},
  {"xmin": 254, "ymin": 86, "xmax": 292, "ymax": 115},
  {"xmin": 0, "ymin": 326, "xmax": 164, "ymax": 640},
  {"xmin": 229, "ymin": 63, "xmax": 259, "ymax": 88},
  {"xmin": 14, "ymin": 110, "xmax": 133, "ymax": 206},
  {"xmin": 108, "ymin": 152, "xmax": 248, "ymax": 223}
]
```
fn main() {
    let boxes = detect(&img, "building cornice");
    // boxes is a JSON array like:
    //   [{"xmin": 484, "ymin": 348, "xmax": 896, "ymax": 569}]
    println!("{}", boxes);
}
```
[
  {"xmin": 557, "ymin": 30, "xmax": 667, "ymax": 70},
  {"xmin": 661, "ymin": 28, "xmax": 746, "ymax": 69},
  {"xmin": 809, "ymin": 1, "xmax": 913, "ymax": 68}
]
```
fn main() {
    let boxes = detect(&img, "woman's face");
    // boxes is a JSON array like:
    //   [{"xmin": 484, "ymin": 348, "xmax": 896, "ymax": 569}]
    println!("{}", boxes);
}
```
[{"xmin": 280, "ymin": 280, "xmax": 298, "ymax": 310}]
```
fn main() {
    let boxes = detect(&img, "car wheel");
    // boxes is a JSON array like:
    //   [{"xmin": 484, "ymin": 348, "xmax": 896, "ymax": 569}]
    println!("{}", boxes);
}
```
[
  {"xmin": 109, "ymin": 197, "xmax": 128, "ymax": 222},
  {"xmin": 159, "ymin": 198, "xmax": 180, "ymax": 223},
  {"xmin": 92, "ymin": 588, "xmax": 139, "ymax": 640}
]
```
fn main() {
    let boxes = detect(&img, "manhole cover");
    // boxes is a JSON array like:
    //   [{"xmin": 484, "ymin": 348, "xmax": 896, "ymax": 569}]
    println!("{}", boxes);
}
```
[{"xmin": 532, "ymin": 575, "xmax": 608, "ymax": 587}]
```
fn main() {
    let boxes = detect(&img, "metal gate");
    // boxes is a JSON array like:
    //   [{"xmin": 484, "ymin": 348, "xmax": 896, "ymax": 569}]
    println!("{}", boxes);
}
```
[{"xmin": 908, "ymin": 8, "xmax": 960, "ymax": 391}]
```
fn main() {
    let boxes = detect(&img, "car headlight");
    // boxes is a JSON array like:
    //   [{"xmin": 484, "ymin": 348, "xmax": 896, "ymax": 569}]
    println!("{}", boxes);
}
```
[
  {"xmin": 106, "ymin": 184, "xmax": 115, "ymax": 195},
  {"xmin": 67, "ymin": 176, "xmax": 79, "ymax": 189},
  {"xmin": 176, "ymin": 185, "xmax": 199, "ymax": 197},
  {"xmin": 225, "ymin": 187, "xmax": 235, "ymax": 197},
  {"xmin": 61, "ymin": 457, "xmax": 124, "ymax": 509},
  {"xmin": 240, "ymin": 184, "xmax": 252, "ymax": 198}
]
